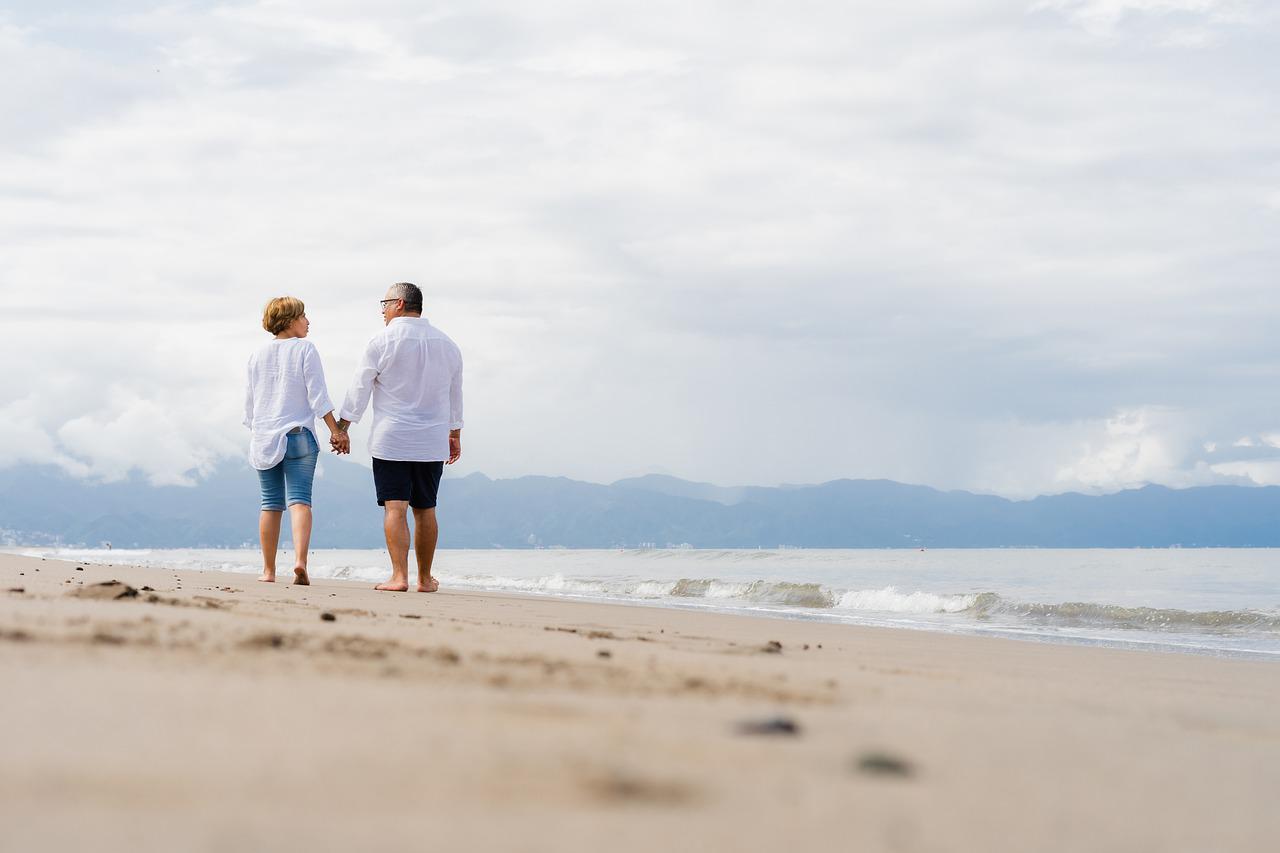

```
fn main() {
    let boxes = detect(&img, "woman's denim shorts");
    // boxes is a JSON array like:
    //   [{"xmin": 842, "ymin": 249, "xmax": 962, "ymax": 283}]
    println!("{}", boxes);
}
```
[{"xmin": 258, "ymin": 428, "xmax": 319, "ymax": 510}]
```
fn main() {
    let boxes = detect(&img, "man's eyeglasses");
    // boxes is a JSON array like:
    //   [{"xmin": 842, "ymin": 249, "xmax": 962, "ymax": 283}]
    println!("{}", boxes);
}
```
[{"xmin": 379, "ymin": 298, "xmax": 401, "ymax": 310}]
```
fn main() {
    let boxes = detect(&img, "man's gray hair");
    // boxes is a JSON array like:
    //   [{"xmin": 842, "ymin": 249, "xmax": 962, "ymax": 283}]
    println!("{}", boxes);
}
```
[{"xmin": 389, "ymin": 282, "xmax": 423, "ymax": 314}]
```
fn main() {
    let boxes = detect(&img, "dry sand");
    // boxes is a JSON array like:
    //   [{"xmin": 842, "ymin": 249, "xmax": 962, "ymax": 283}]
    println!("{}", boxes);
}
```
[{"xmin": 1, "ymin": 551, "xmax": 1277, "ymax": 852}]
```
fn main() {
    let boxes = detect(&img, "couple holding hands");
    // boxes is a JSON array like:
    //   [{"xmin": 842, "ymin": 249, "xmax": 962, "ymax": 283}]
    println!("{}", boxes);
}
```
[{"xmin": 243, "ymin": 282, "xmax": 463, "ymax": 592}]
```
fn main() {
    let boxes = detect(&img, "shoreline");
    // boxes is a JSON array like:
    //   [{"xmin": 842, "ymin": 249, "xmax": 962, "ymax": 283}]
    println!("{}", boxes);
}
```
[
  {"xmin": 9, "ymin": 547, "xmax": 1279, "ymax": 662},
  {"xmin": 3, "ymin": 552, "xmax": 1279, "ymax": 851}
]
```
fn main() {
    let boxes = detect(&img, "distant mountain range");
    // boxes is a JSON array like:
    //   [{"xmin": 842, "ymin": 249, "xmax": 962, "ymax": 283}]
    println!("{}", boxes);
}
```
[{"xmin": 2, "ymin": 459, "xmax": 1280, "ymax": 549}]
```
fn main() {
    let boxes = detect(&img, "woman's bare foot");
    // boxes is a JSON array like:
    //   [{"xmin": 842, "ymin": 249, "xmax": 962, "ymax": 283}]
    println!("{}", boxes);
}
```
[
  {"xmin": 293, "ymin": 566, "xmax": 310, "ymax": 586},
  {"xmin": 375, "ymin": 580, "xmax": 409, "ymax": 592},
  {"xmin": 417, "ymin": 577, "xmax": 439, "ymax": 593},
  {"xmin": 258, "ymin": 573, "xmax": 275, "ymax": 583}
]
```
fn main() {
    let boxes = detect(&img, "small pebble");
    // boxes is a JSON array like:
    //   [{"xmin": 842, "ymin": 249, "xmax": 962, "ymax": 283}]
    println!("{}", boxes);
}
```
[
  {"xmin": 320, "ymin": 612, "xmax": 336, "ymax": 622},
  {"xmin": 855, "ymin": 752, "xmax": 914, "ymax": 778},
  {"xmin": 7, "ymin": 587, "xmax": 24, "ymax": 594},
  {"xmin": 761, "ymin": 640, "xmax": 783, "ymax": 654},
  {"xmin": 735, "ymin": 716, "xmax": 801, "ymax": 736},
  {"xmin": 75, "ymin": 567, "xmax": 84, "ymax": 572},
  {"xmin": 597, "ymin": 649, "xmax": 612, "ymax": 659}
]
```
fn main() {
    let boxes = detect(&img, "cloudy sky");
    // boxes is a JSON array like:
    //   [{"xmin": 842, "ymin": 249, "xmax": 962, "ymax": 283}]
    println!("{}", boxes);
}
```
[{"xmin": 2, "ymin": 0, "xmax": 1278, "ymax": 497}]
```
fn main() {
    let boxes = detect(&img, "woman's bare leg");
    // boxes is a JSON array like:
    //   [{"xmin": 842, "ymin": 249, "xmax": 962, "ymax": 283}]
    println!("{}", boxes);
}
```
[
  {"xmin": 289, "ymin": 504, "xmax": 312, "ymax": 585},
  {"xmin": 258, "ymin": 510, "xmax": 283, "ymax": 581}
]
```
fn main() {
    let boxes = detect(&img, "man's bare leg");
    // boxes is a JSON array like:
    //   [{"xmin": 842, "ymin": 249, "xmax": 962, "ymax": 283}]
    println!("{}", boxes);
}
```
[
  {"xmin": 412, "ymin": 506, "xmax": 439, "ymax": 592},
  {"xmin": 376, "ymin": 500, "xmax": 411, "ymax": 591},
  {"xmin": 258, "ymin": 510, "xmax": 283, "ymax": 582},
  {"xmin": 288, "ymin": 503, "xmax": 312, "ymax": 585}
]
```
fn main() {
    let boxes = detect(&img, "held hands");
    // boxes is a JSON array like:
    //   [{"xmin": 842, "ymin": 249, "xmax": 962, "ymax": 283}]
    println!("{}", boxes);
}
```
[{"xmin": 330, "ymin": 427, "xmax": 351, "ymax": 455}]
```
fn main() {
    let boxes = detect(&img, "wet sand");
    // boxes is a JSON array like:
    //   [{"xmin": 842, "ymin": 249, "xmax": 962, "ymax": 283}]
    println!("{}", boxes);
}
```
[{"xmin": 1, "ymin": 552, "xmax": 1277, "ymax": 852}]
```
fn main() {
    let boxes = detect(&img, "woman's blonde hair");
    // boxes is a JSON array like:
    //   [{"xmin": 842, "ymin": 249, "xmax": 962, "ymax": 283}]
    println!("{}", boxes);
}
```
[{"xmin": 262, "ymin": 297, "xmax": 305, "ymax": 334}]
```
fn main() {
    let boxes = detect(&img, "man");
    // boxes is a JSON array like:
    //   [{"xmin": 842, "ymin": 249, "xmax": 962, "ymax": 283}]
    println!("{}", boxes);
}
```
[{"xmin": 337, "ymin": 282, "xmax": 463, "ymax": 592}]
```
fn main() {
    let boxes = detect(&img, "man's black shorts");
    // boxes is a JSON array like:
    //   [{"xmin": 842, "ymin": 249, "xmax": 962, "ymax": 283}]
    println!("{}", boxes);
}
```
[{"xmin": 372, "ymin": 459, "xmax": 444, "ymax": 509}]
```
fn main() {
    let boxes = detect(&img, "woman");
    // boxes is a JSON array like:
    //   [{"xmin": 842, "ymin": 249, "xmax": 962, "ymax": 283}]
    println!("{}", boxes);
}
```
[{"xmin": 243, "ymin": 297, "xmax": 349, "ymax": 584}]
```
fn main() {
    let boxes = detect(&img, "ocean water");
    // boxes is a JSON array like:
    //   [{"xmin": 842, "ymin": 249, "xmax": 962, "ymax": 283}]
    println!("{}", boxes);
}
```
[{"xmin": 12, "ymin": 547, "xmax": 1280, "ymax": 660}]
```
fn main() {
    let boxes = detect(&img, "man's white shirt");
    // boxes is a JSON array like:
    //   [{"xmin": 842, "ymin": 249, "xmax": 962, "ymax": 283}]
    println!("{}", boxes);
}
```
[
  {"xmin": 243, "ymin": 338, "xmax": 334, "ymax": 470},
  {"xmin": 339, "ymin": 316, "xmax": 463, "ymax": 462}
]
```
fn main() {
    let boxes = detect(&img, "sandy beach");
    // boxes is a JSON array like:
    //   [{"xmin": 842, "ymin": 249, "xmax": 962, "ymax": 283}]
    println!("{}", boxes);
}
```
[{"xmin": 1, "ymin": 552, "xmax": 1277, "ymax": 852}]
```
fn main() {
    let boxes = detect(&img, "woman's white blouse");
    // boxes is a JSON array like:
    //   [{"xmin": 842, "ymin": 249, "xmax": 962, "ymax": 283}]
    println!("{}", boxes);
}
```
[{"xmin": 243, "ymin": 338, "xmax": 334, "ymax": 470}]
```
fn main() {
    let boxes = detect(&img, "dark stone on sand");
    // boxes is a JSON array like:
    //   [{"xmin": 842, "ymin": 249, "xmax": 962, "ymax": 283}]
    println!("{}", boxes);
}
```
[
  {"xmin": 242, "ymin": 633, "xmax": 286, "ymax": 649},
  {"xmin": 141, "ymin": 586, "xmax": 154, "ymax": 592},
  {"xmin": 70, "ymin": 581, "xmax": 138, "ymax": 601},
  {"xmin": 855, "ymin": 752, "xmax": 914, "ymax": 778},
  {"xmin": 321, "ymin": 612, "xmax": 336, "ymax": 622},
  {"xmin": 597, "ymin": 649, "xmax": 612, "ymax": 658},
  {"xmin": 735, "ymin": 716, "xmax": 801, "ymax": 736},
  {"xmin": 75, "ymin": 567, "xmax": 84, "ymax": 571},
  {"xmin": 761, "ymin": 640, "xmax": 783, "ymax": 654},
  {"xmin": 588, "ymin": 773, "xmax": 696, "ymax": 805},
  {"xmin": 399, "ymin": 614, "xmax": 422, "ymax": 619},
  {"xmin": 7, "ymin": 587, "xmax": 24, "ymax": 593},
  {"xmin": 803, "ymin": 644, "xmax": 810, "ymax": 650}
]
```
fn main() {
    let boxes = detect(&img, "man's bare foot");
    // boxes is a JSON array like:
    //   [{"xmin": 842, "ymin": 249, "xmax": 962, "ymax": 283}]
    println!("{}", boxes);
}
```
[
  {"xmin": 375, "ymin": 580, "xmax": 409, "ymax": 592},
  {"xmin": 258, "ymin": 573, "xmax": 275, "ymax": 583},
  {"xmin": 416, "ymin": 577, "xmax": 439, "ymax": 593},
  {"xmin": 293, "ymin": 566, "xmax": 310, "ymax": 586}
]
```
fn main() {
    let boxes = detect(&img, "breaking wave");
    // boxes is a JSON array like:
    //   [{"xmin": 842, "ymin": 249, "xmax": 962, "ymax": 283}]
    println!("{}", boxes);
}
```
[
  {"xmin": 443, "ymin": 573, "xmax": 1280, "ymax": 635},
  {"xmin": 968, "ymin": 595, "xmax": 1280, "ymax": 633}
]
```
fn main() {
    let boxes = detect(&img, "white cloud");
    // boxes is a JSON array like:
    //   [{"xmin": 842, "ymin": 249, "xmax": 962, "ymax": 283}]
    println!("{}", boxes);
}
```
[
  {"xmin": 55, "ymin": 391, "xmax": 240, "ymax": 486},
  {"xmin": 1052, "ymin": 407, "xmax": 1204, "ymax": 493},
  {"xmin": 1210, "ymin": 460, "xmax": 1280, "ymax": 486}
]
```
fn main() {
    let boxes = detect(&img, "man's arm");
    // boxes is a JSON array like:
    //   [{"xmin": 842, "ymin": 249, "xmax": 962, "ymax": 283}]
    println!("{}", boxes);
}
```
[
  {"xmin": 338, "ymin": 338, "xmax": 381, "ymax": 430},
  {"xmin": 447, "ymin": 352, "xmax": 463, "ymax": 464}
]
